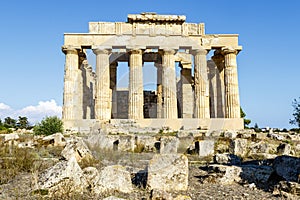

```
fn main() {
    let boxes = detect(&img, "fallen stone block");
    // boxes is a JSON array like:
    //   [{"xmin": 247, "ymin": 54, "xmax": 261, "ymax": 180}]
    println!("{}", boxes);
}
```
[{"xmin": 147, "ymin": 154, "xmax": 188, "ymax": 191}]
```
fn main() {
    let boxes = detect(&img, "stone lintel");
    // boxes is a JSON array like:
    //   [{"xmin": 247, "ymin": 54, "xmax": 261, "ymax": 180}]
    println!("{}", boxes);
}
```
[{"xmin": 61, "ymin": 45, "xmax": 81, "ymax": 54}]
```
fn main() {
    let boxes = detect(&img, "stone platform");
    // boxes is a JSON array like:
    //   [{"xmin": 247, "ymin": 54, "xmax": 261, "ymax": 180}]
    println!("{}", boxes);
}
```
[{"xmin": 63, "ymin": 118, "xmax": 244, "ymax": 133}]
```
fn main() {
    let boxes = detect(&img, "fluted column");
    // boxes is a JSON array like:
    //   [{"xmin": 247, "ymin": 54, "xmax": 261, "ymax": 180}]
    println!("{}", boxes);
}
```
[
  {"xmin": 93, "ymin": 48, "xmax": 111, "ymax": 120},
  {"xmin": 193, "ymin": 49, "xmax": 210, "ymax": 119},
  {"xmin": 222, "ymin": 47, "xmax": 241, "ymax": 118},
  {"xmin": 212, "ymin": 50, "xmax": 225, "ymax": 118},
  {"xmin": 62, "ymin": 46, "xmax": 79, "ymax": 120},
  {"xmin": 162, "ymin": 49, "xmax": 177, "ymax": 119},
  {"xmin": 156, "ymin": 61, "xmax": 163, "ymax": 118},
  {"xmin": 128, "ymin": 49, "xmax": 144, "ymax": 119}
]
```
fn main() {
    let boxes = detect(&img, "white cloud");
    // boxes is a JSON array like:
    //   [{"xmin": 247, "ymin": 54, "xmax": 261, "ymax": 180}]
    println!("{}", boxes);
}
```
[
  {"xmin": 0, "ymin": 100, "xmax": 62, "ymax": 125},
  {"xmin": 0, "ymin": 103, "xmax": 10, "ymax": 110}
]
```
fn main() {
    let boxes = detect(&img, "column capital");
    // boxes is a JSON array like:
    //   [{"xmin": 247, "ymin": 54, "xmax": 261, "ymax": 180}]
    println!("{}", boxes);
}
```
[
  {"xmin": 163, "ymin": 48, "xmax": 176, "ymax": 55},
  {"xmin": 191, "ymin": 48, "xmax": 208, "ymax": 56},
  {"xmin": 93, "ymin": 48, "xmax": 111, "ymax": 55},
  {"xmin": 221, "ymin": 47, "xmax": 239, "ymax": 55},
  {"xmin": 62, "ymin": 45, "xmax": 79, "ymax": 55},
  {"xmin": 128, "ymin": 48, "xmax": 143, "ymax": 55}
]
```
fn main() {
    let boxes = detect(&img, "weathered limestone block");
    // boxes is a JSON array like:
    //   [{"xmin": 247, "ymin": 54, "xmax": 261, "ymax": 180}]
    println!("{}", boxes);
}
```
[
  {"xmin": 42, "ymin": 133, "xmax": 66, "ymax": 147},
  {"xmin": 249, "ymin": 142, "xmax": 269, "ymax": 154},
  {"xmin": 0, "ymin": 133, "xmax": 19, "ymax": 142},
  {"xmin": 147, "ymin": 154, "xmax": 188, "ymax": 191},
  {"xmin": 93, "ymin": 165, "xmax": 133, "ymax": 194},
  {"xmin": 256, "ymin": 132, "xmax": 268, "ymax": 140},
  {"xmin": 61, "ymin": 138, "xmax": 93, "ymax": 162},
  {"xmin": 135, "ymin": 135, "xmax": 157, "ymax": 152},
  {"xmin": 273, "ymin": 155, "xmax": 300, "ymax": 182},
  {"xmin": 160, "ymin": 136, "xmax": 179, "ymax": 154},
  {"xmin": 84, "ymin": 134, "xmax": 119, "ymax": 151},
  {"xmin": 229, "ymin": 138, "xmax": 248, "ymax": 157},
  {"xmin": 277, "ymin": 143, "xmax": 291, "ymax": 155},
  {"xmin": 117, "ymin": 135, "xmax": 135, "ymax": 152},
  {"xmin": 37, "ymin": 156, "xmax": 86, "ymax": 192},
  {"xmin": 210, "ymin": 165, "xmax": 242, "ymax": 184},
  {"xmin": 82, "ymin": 167, "xmax": 99, "ymax": 191},
  {"xmin": 214, "ymin": 153, "xmax": 241, "ymax": 165},
  {"xmin": 199, "ymin": 140, "xmax": 215, "ymax": 157}
]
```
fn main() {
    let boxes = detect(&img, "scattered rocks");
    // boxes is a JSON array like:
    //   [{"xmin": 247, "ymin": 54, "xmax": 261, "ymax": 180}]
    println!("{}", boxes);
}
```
[{"xmin": 147, "ymin": 154, "xmax": 188, "ymax": 191}]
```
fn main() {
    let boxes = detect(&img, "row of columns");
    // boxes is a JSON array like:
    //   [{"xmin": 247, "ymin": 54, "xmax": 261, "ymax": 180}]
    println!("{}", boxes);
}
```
[{"xmin": 62, "ymin": 46, "xmax": 241, "ymax": 121}]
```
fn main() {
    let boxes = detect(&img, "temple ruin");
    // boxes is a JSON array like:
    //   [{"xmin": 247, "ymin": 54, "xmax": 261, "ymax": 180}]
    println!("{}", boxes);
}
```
[{"xmin": 61, "ymin": 13, "xmax": 243, "ymax": 132}]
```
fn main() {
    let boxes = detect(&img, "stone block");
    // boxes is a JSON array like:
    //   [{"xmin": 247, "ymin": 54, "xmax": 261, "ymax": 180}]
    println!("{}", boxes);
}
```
[
  {"xmin": 214, "ymin": 153, "xmax": 241, "ymax": 165},
  {"xmin": 229, "ymin": 138, "xmax": 248, "ymax": 157},
  {"xmin": 147, "ymin": 154, "xmax": 188, "ymax": 191},
  {"xmin": 199, "ymin": 140, "xmax": 215, "ymax": 157},
  {"xmin": 94, "ymin": 165, "xmax": 133, "ymax": 194},
  {"xmin": 277, "ymin": 143, "xmax": 291, "ymax": 155},
  {"xmin": 160, "ymin": 136, "xmax": 179, "ymax": 154},
  {"xmin": 249, "ymin": 142, "xmax": 269, "ymax": 154}
]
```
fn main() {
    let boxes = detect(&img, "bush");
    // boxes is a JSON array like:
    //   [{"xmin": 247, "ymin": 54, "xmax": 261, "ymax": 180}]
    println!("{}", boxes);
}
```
[{"xmin": 33, "ymin": 116, "xmax": 63, "ymax": 136}]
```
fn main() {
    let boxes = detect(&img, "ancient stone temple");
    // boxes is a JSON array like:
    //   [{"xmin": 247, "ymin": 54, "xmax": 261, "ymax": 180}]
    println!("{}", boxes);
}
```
[{"xmin": 62, "ymin": 13, "xmax": 243, "ymax": 132}]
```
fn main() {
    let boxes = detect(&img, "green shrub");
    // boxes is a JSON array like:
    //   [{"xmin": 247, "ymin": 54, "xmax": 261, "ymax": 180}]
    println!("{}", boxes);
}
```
[{"xmin": 33, "ymin": 116, "xmax": 63, "ymax": 136}]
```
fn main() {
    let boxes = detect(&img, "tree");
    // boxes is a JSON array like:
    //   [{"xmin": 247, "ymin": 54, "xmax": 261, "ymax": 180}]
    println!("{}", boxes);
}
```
[
  {"xmin": 4, "ymin": 117, "xmax": 17, "ymax": 128},
  {"xmin": 289, "ymin": 98, "xmax": 300, "ymax": 128},
  {"xmin": 33, "ymin": 116, "xmax": 63, "ymax": 135},
  {"xmin": 16, "ymin": 116, "xmax": 30, "ymax": 129},
  {"xmin": 240, "ymin": 107, "xmax": 251, "ymax": 128}
]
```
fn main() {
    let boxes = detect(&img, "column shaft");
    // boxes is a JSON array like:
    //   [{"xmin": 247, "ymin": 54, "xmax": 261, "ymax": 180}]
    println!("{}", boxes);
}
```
[
  {"xmin": 212, "ymin": 51, "xmax": 225, "ymax": 118},
  {"xmin": 193, "ymin": 49, "xmax": 210, "ymax": 119},
  {"xmin": 128, "ymin": 49, "xmax": 143, "ymax": 119},
  {"xmin": 223, "ymin": 47, "xmax": 241, "ymax": 118},
  {"xmin": 162, "ymin": 49, "xmax": 177, "ymax": 119},
  {"xmin": 156, "ymin": 63, "xmax": 163, "ymax": 118},
  {"xmin": 93, "ymin": 48, "xmax": 111, "ymax": 120},
  {"xmin": 62, "ymin": 47, "xmax": 79, "ymax": 120},
  {"xmin": 110, "ymin": 63, "xmax": 118, "ymax": 118}
]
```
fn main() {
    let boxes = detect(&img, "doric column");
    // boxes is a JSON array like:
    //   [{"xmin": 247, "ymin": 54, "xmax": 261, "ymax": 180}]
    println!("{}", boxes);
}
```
[
  {"xmin": 128, "ymin": 49, "xmax": 144, "ymax": 119},
  {"xmin": 180, "ymin": 67, "xmax": 193, "ymax": 118},
  {"xmin": 212, "ymin": 50, "xmax": 225, "ymax": 118},
  {"xmin": 162, "ymin": 49, "xmax": 177, "ymax": 119},
  {"xmin": 155, "ymin": 61, "xmax": 163, "ymax": 118},
  {"xmin": 62, "ymin": 46, "xmax": 79, "ymax": 120},
  {"xmin": 110, "ymin": 62, "xmax": 118, "ymax": 119},
  {"xmin": 192, "ymin": 49, "xmax": 210, "ymax": 119},
  {"xmin": 93, "ymin": 48, "xmax": 111, "ymax": 120},
  {"xmin": 222, "ymin": 47, "xmax": 241, "ymax": 118}
]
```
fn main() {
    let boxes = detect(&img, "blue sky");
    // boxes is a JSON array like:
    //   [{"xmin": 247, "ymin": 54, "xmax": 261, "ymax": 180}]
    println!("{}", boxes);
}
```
[{"xmin": 0, "ymin": 1, "xmax": 299, "ymax": 128}]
